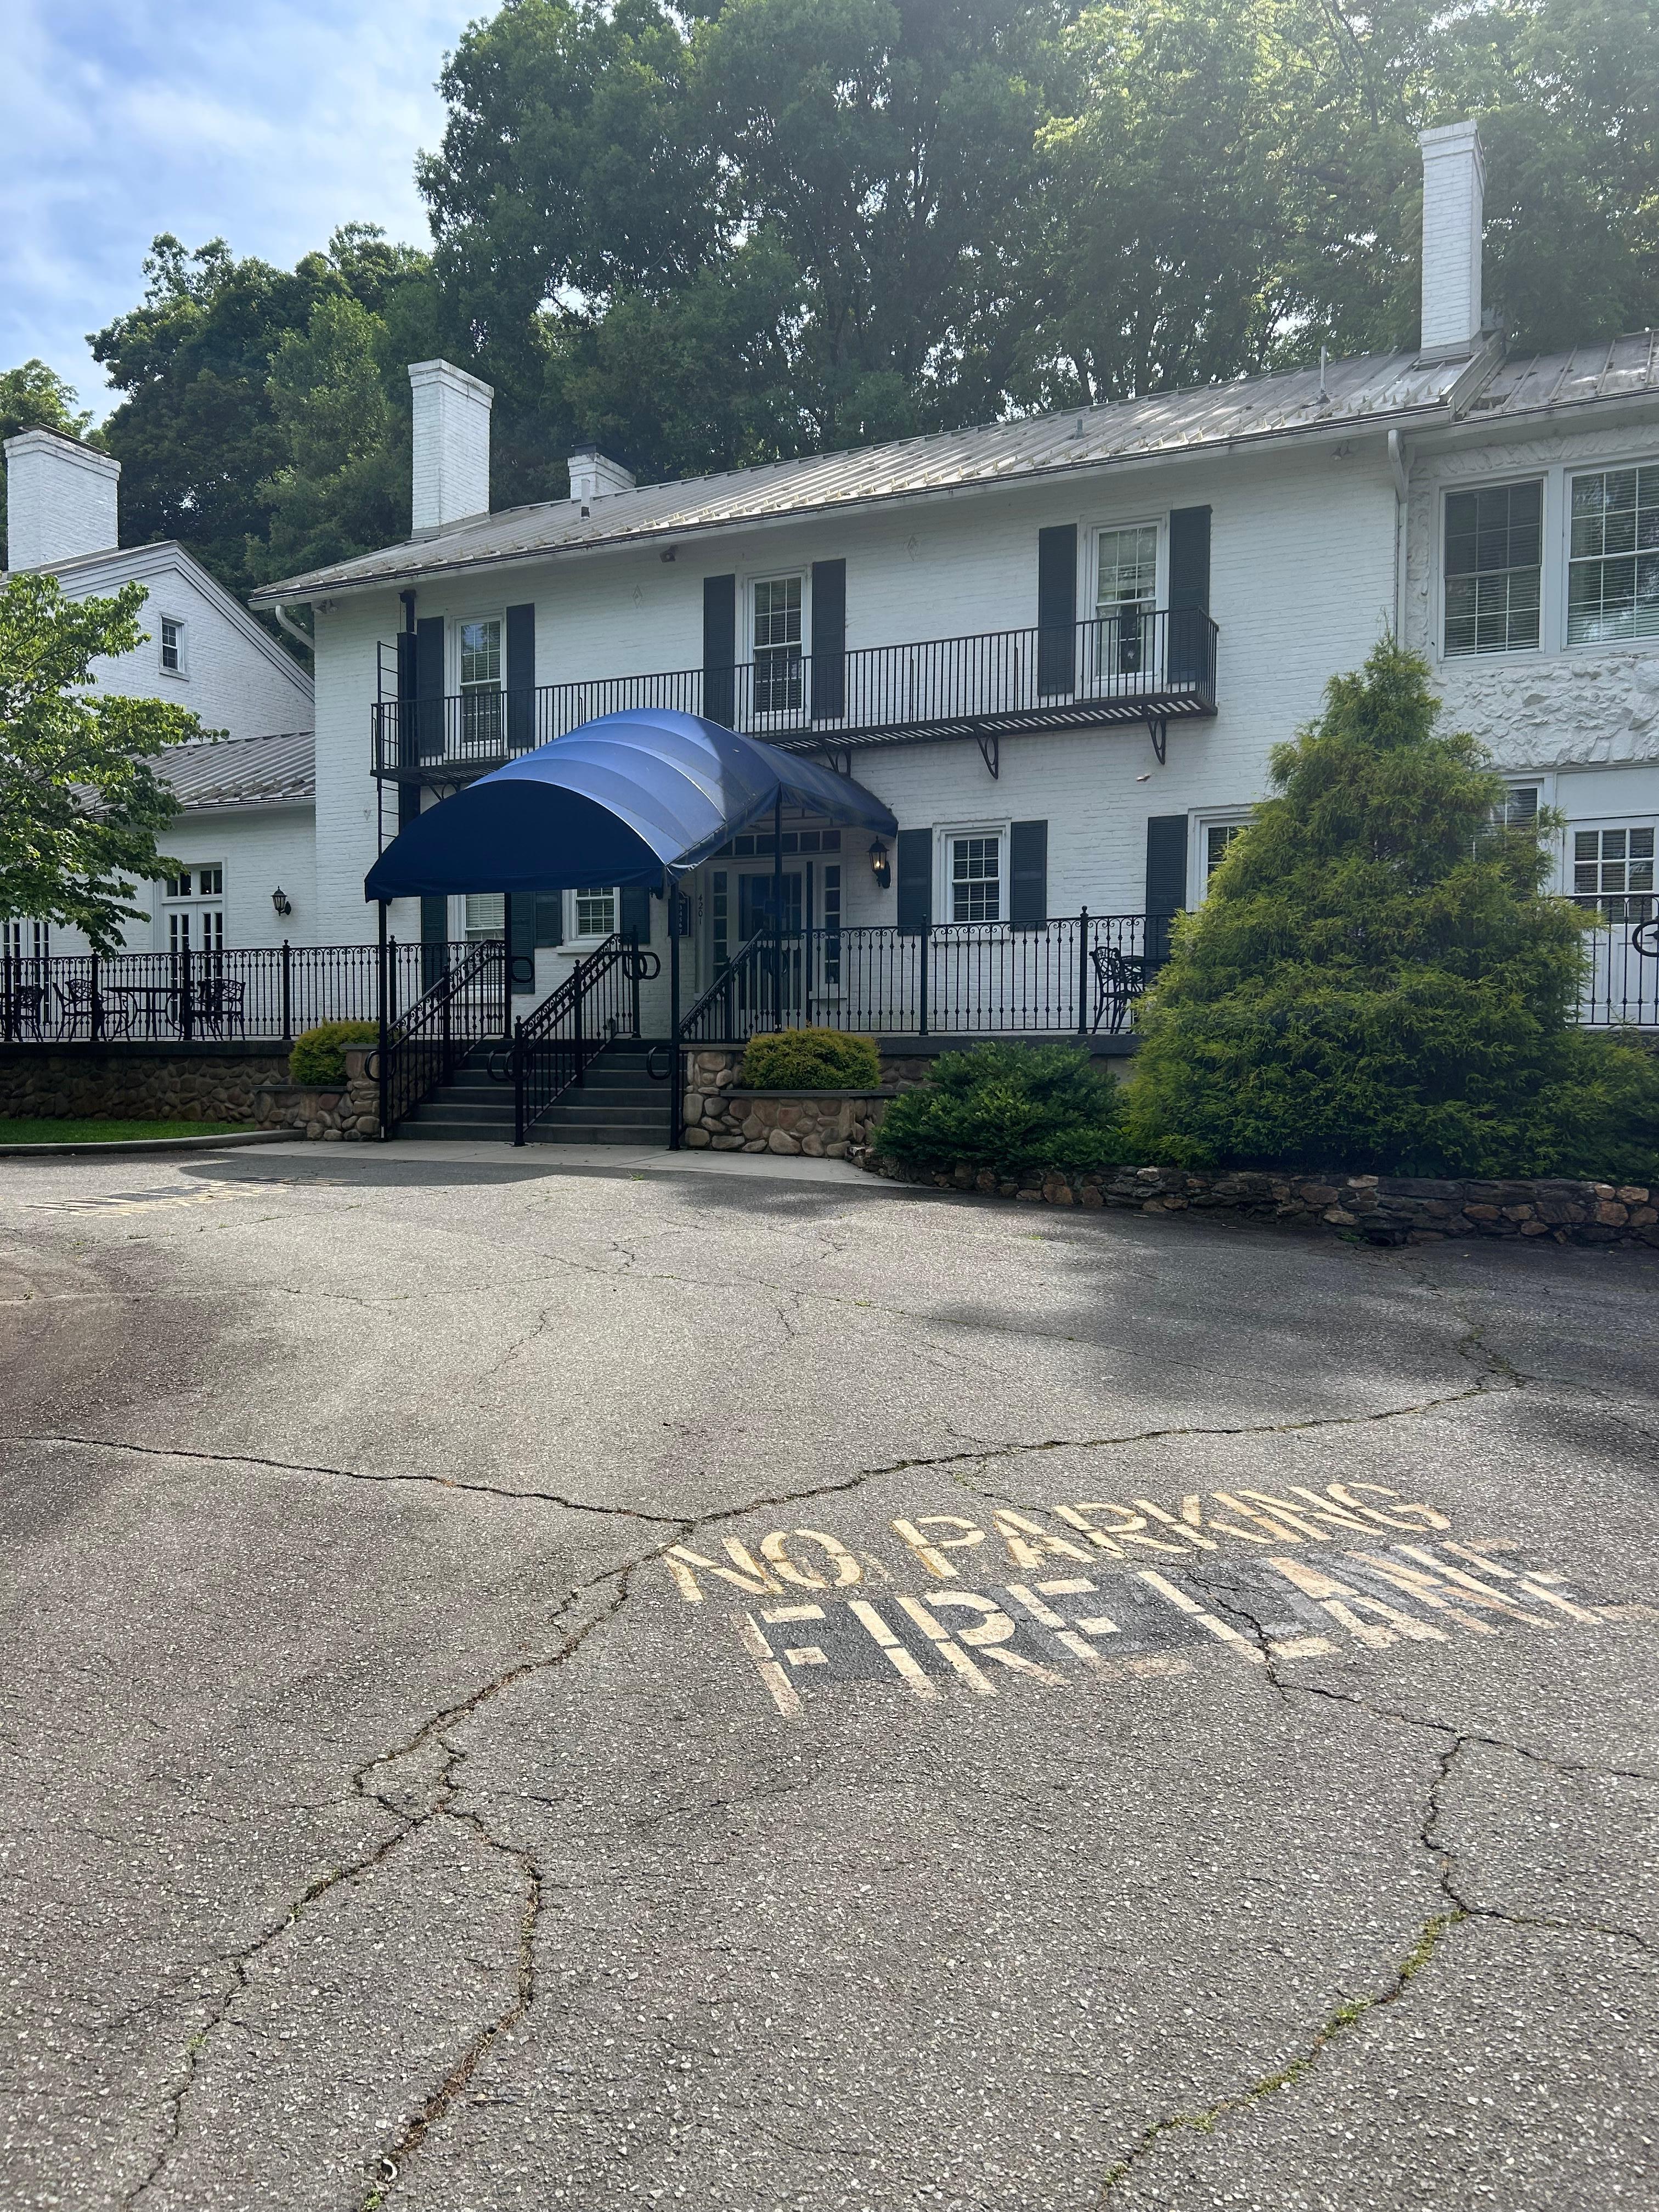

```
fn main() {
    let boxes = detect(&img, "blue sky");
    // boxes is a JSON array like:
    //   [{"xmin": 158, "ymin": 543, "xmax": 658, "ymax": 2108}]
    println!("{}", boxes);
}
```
[{"xmin": 2, "ymin": 0, "xmax": 483, "ymax": 419}]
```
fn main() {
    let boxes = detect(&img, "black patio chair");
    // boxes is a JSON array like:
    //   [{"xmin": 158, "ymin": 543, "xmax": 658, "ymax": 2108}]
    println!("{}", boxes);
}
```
[
  {"xmin": 191, "ymin": 978, "xmax": 246, "ymax": 1039},
  {"xmin": 1, "ymin": 981, "xmax": 44, "ymax": 1041},
  {"xmin": 1089, "ymin": 941, "xmax": 1150, "ymax": 1035}
]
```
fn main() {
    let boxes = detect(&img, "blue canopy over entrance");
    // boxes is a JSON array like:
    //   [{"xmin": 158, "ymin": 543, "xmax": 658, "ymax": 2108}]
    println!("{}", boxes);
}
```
[{"xmin": 363, "ymin": 709, "xmax": 897, "ymax": 901}]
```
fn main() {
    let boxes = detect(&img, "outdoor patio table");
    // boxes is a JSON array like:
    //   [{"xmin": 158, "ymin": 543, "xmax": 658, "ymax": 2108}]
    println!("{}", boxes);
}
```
[{"xmin": 101, "ymin": 985, "xmax": 183, "ymax": 1039}]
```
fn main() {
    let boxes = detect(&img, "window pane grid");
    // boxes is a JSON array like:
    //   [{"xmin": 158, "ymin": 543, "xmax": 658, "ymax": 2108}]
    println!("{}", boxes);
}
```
[
  {"xmin": 1443, "ymin": 482, "xmax": 1542, "ymax": 657},
  {"xmin": 1568, "ymin": 467, "xmax": 1659, "ymax": 644},
  {"xmin": 1573, "ymin": 825, "xmax": 1656, "ymax": 921},
  {"xmin": 574, "ymin": 888, "xmax": 617, "ymax": 939},
  {"xmin": 950, "ymin": 836, "xmax": 1001, "ymax": 923},
  {"xmin": 753, "ymin": 577, "xmax": 803, "ymax": 713},
  {"xmin": 1096, "ymin": 526, "xmax": 1158, "ymax": 613}
]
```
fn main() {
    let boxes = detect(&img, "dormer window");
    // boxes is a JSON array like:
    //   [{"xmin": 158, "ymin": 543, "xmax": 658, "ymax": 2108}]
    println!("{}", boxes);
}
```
[{"xmin": 160, "ymin": 617, "xmax": 185, "ymax": 674}]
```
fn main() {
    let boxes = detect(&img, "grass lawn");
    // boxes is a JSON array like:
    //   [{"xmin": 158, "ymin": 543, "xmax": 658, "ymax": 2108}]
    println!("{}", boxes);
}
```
[{"xmin": 0, "ymin": 1118, "xmax": 257, "ymax": 1145}]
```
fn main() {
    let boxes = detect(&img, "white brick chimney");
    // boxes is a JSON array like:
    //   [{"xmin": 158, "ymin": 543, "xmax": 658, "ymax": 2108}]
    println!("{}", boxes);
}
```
[
  {"xmin": 3, "ymin": 430, "xmax": 121, "ymax": 569},
  {"xmin": 1418, "ymin": 120, "xmax": 1486, "ymax": 357},
  {"xmin": 569, "ymin": 448, "xmax": 635, "ymax": 503},
  {"xmin": 408, "ymin": 359, "xmax": 493, "ymax": 533}
]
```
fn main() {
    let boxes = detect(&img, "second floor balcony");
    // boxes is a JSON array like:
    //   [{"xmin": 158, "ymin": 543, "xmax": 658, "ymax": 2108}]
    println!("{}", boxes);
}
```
[{"xmin": 371, "ymin": 607, "xmax": 1220, "ymax": 785}]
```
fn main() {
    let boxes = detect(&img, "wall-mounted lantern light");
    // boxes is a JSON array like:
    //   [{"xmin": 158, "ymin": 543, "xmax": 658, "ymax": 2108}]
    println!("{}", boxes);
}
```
[
  {"xmin": 271, "ymin": 886, "xmax": 293, "ymax": 916},
  {"xmin": 869, "ymin": 839, "xmax": 891, "ymax": 890}
]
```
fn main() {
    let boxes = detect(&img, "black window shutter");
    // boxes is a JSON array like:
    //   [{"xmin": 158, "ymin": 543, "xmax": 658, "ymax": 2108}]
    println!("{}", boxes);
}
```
[
  {"xmin": 896, "ymin": 828, "xmax": 932, "ymax": 935},
  {"xmin": 533, "ymin": 894, "xmax": 563, "ymax": 947},
  {"xmin": 1167, "ymin": 506, "xmax": 1211, "ymax": 685},
  {"xmin": 620, "ymin": 885, "xmax": 652, "ymax": 941},
  {"xmin": 505, "ymin": 603, "xmax": 535, "ymax": 752},
  {"xmin": 506, "ymin": 893, "xmax": 537, "ymax": 995},
  {"xmin": 1009, "ymin": 820, "xmax": 1048, "ymax": 930},
  {"xmin": 415, "ymin": 617, "xmax": 445, "ymax": 759},
  {"xmin": 1037, "ymin": 524, "xmax": 1077, "ymax": 696},
  {"xmin": 419, "ymin": 894, "xmax": 449, "ymax": 988},
  {"xmin": 1145, "ymin": 814, "xmax": 1188, "ymax": 968},
  {"xmin": 810, "ymin": 558, "xmax": 846, "ymax": 721},
  {"xmin": 703, "ymin": 575, "xmax": 736, "ymax": 725}
]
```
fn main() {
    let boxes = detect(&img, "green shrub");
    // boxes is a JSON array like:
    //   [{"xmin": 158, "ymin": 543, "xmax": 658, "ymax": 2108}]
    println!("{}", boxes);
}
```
[
  {"xmin": 290, "ymin": 1020, "xmax": 378, "ymax": 1086},
  {"xmin": 875, "ymin": 1041, "xmax": 1131, "ymax": 1178},
  {"xmin": 740, "ymin": 1028, "xmax": 881, "ymax": 1089},
  {"xmin": 1125, "ymin": 639, "xmax": 1659, "ymax": 1180}
]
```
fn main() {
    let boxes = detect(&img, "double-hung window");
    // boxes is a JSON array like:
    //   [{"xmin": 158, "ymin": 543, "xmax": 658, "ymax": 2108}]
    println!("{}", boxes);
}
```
[
  {"xmin": 571, "ymin": 888, "xmax": 618, "ymax": 940},
  {"xmin": 1568, "ymin": 466, "xmax": 1659, "ymax": 646},
  {"xmin": 1573, "ymin": 825, "xmax": 1655, "ymax": 922},
  {"xmin": 947, "ymin": 833, "xmax": 1002, "ymax": 923},
  {"xmin": 752, "ymin": 576, "xmax": 803, "ymax": 715},
  {"xmin": 458, "ymin": 617, "xmax": 504, "ymax": 750},
  {"xmin": 1095, "ymin": 524, "xmax": 1159, "ymax": 677},
  {"xmin": 1205, "ymin": 822, "xmax": 1245, "ymax": 878},
  {"xmin": 159, "ymin": 617, "xmax": 185, "ymax": 675},
  {"xmin": 1443, "ymin": 483, "xmax": 1542, "ymax": 656}
]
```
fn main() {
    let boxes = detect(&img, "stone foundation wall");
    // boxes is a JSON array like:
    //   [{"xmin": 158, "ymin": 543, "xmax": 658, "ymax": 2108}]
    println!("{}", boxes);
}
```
[
  {"xmin": 255, "ymin": 1047, "xmax": 380, "ymax": 1141},
  {"xmin": 859, "ymin": 1155, "xmax": 1659, "ymax": 1250},
  {"xmin": 682, "ymin": 1074, "xmax": 890, "ymax": 1155},
  {"xmin": 0, "ymin": 1043, "xmax": 292, "ymax": 1124}
]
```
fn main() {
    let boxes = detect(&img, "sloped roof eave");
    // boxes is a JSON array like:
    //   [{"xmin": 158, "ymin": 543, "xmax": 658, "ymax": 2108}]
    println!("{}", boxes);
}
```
[{"xmin": 247, "ymin": 390, "xmax": 1459, "ymax": 608}]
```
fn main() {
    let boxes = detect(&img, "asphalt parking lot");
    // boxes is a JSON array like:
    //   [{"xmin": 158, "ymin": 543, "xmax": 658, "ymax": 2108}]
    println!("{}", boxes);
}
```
[{"xmin": 3, "ymin": 1143, "xmax": 1656, "ymax": 2212}]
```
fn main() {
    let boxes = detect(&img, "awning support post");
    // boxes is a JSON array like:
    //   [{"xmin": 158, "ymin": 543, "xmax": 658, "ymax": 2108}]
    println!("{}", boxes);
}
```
[
  {"xmin": 376, "ymin": 900, "xmax": 391, "ymax": 1142},
  {"xmin": 668, "ymin": 868, "xmax": 682, "ymax": 1150},
  {"xmin": 771, "ymin": 791, "xmax": 783, "ymax": 1031}
]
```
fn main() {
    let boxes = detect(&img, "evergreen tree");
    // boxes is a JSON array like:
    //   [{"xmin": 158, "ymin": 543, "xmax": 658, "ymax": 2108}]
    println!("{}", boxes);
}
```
[{"xmin": 1127, "ymin": 641, "xmax": 1659, "ymax": 1179}]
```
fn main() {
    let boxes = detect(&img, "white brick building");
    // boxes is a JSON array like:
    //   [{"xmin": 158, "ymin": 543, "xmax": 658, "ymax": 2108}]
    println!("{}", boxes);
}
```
[{"xmin": 2, "ymin": 430, "xmax": 315, "ymax": 958}]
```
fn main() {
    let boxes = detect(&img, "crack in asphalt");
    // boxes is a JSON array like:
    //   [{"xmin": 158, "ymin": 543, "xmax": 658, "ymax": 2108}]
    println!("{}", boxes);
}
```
[
  {"xmin": 1093, "ymin": 1556, "xmax": 1653, "ymax": 2203},
  {"xmin": 1097, "ymin": 1906, "xmax": 1465, "ymax": 2201}
]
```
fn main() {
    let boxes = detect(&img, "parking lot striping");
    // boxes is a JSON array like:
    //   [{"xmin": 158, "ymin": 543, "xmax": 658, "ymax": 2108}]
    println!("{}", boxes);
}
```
[
  {"xmin": 24, "ymin": 1183, "xmax": 258, "ymax": 1217},
  {"xmin": 705, "ymin": 1511, "xmax": 1616, "ymax": 1718}
]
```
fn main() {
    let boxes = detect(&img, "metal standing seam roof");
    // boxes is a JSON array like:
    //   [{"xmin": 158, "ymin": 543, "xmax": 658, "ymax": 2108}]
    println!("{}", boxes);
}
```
[
  {"xmin": 249, "ymin": 333, "xmax": 1659, "ymax": 607},
  {"xmin": 155, "ymin": 728, "xmax": 315, "ymax": 811}
]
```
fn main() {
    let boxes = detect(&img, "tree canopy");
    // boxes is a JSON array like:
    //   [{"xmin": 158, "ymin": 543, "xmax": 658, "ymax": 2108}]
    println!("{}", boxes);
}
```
[
  {"xmin": 5, "ymin": 0, "xmax": 1654, "ymax": 595},
  {"xmin": 1125, "ymin": 640, "xmax": 1659, "ymax": 1180},
  {"xmin": 0, "ymin": 574, "xmax": 206, "ymax": 951}
]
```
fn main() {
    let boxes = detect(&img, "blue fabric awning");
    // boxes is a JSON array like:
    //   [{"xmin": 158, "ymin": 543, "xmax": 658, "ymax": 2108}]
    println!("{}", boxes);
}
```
[{"xmin": 364, "ymin": 709, "xmax": 897, "ymax": 901}]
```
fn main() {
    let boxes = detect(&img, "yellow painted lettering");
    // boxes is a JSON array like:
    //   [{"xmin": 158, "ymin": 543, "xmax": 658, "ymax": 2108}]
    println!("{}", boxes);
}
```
[
  {"xmin": 991, "ymin": 1509, "xmax": 1094, "ymax": 1568},
  {"xmin": 760, "ymin": 1527, "xmax": 864, "ymax": 1589},
  {"xmin": 891, "ymin": 1514, "xmax": 986, "ymax": 1581}
]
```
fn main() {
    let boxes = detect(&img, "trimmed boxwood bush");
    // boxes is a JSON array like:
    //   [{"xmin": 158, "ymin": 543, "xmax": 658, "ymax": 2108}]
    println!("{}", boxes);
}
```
[
  {"xmin": 740, "ymin": 1029, "xmax": 881, "ymax": 1089},
  {"xmin": 876, "ymin": 1042, "xmax": 1131, "ymax": 1178},
  {"xmin": 289, "ymin": 1020, "xmax": 378, "ymax": 1087},
  {"xmin": 1126, "ymin": 640, "xmax": 1659, "ymax": 1181}
]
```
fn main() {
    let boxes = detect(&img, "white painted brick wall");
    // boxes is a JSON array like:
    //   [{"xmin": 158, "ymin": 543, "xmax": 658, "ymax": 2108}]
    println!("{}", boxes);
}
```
[
  {"xmin": 1418, "ymin": 121, "xmax": 1485, "ymax": 355},
  {"xmin": 50, "ymin": 803, "xmax": 318, "ymax": 956},
  {"xmin": 3, "ymin": 431, "xmax": 121, "ymax": 568},
  {"xmin": 409, "ymin": 360, "xmax": 493, "ymax": 533},
  {"xmin": 313, "ymin": 439, "xmax": 1398, "ymax": 943}
]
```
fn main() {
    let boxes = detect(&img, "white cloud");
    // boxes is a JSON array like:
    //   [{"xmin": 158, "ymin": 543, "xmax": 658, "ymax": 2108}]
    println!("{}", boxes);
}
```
[{"xmin": 0, "ymin": 0, "xmax": 480, "ymax": 416}]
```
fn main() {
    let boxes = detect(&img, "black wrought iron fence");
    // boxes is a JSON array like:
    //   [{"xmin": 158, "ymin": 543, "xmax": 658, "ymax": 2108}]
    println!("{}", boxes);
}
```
[
  {"xmin": 0, "ymin": 941, "xmax": 478, "ymax": 1046},
  {"xmin": 1577, "ymin": 914, "xmax": 1659, "ymax": 1026},
  {"xmin": 678, "ymin": 913, "xmax": 1176, "ymax": 1044},
  {"xmin": 377, "ymin": 940, "xmax": 506, "ymax": 1135},
  {"xmin": 509, "ymin": 932, "xmax": 655, "ymax": 1140}
]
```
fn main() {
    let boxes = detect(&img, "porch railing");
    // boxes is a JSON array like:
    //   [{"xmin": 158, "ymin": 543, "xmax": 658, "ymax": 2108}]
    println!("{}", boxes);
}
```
[
  {"xmin": 509, "ymin": 932, "xmax": 656, "ymax": 1141},
  {"xmin": 680, "ymin": 913, "xmax": 1176, "ymax": 1045},
  {"xmin": 377, "ymin": 940, "xmax": 506, "ymax": 1135},
  {"xmin": 371, "ymin": 608, "xmax": 1221, "ymax": 781},
  {"xmin": 0, "ymin": 941, "xmax": 476, "ymax": 1047}
]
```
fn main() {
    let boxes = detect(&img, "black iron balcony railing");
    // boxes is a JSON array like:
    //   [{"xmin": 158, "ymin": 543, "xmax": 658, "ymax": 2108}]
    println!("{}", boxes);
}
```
[{"xmin": 371, "ymin": 608, "xmax": 1220, "ymax": 783}]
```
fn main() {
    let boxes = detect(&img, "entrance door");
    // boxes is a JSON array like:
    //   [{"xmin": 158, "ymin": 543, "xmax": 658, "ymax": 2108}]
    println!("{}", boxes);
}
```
[{"xmin": 738, "ymin": 870, "xmax": 804, "ymax": 1021}]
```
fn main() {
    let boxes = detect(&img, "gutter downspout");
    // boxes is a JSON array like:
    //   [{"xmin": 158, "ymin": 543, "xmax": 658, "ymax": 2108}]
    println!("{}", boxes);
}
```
[
  {"xmin": 1387, "ymin": 428, "xmax": 1409, "ymax": 644},
  {"xmin": 272, "ymin": 602, "xmax": 315, "ymax": 658}
]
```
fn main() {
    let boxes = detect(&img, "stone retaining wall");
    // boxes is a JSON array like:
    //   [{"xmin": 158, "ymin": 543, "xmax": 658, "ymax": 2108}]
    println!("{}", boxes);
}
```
[
  {"xmin": 255, "ymin": 1047, "xmax": 380, "ymax": 1141},
  {"xmin": 682, "ymin": 1076, "xmax": 891, "ymax": 1156},
  {"xmin": 0, "ymin": 1042, "xmax": 291, "ymax": 1125},
  {"xmin": 858, "ymin": 1155, "xmax": 1659, "ymax": 1250}
]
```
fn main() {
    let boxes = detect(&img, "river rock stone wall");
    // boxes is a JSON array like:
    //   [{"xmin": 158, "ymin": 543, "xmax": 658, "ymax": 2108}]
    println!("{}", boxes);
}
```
[
  {"xmin": 0, "ymin": 1043, "xmax": 292, "ymax": 1124},
  {"xmin": 858, "ymin": 1156, "xmax": 1659, "ymax": 1250},
  {"xmin": 255, "ymin": 1047, "xmax": 380, "ymax": 1141}
]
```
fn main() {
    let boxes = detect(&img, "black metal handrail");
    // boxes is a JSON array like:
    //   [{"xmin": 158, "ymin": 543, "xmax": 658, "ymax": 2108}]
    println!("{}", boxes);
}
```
[
  {"xmin": 509, "ymin": 932, "xmax": 656, "ymax": 1142},
  {"xmin": 377, "ymin": 940, "xmax": 505, "ymax": 1135},
  {"xmin": 678, "ymin": 929, "xmax": 774, "ymax": 1045},
  {"xmin": 371, "ymin": 608, "xmax": 1221, "ymax": 778}
]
